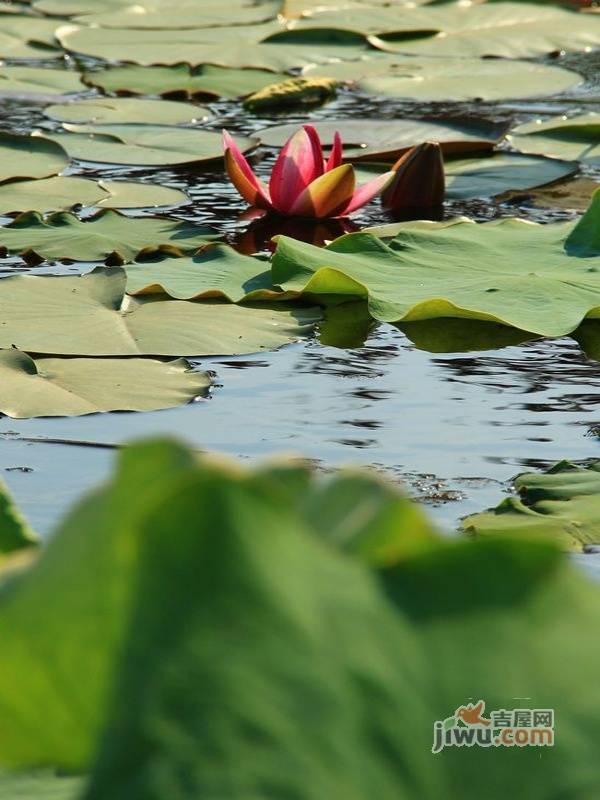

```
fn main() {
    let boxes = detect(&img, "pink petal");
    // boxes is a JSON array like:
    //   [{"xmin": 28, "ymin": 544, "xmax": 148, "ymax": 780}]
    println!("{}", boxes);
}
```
[
  {"xmin": 222, "ymin": 130, "xmax": 268, "ymax": 200},
  {"xmin": 342, "ymin": 170, "xmax": 395, "ymax": 214},
  {"xmin": 269, "ymin": 127, "xmax": 324, "ymax": 214},
  {"xmin": 303, "ymin": 124, "xmax": 325, "ymax": 176},
  {"xmin": 288, "ymin": 164, "xmax": 355, "ymax": 219},
  {"xmin": 325, "ymin": 131, "xmax": 343, "ymax": 172},
  {"xmin": 224, "ymin": 149, "xmax": 272, "ymax": 210}
]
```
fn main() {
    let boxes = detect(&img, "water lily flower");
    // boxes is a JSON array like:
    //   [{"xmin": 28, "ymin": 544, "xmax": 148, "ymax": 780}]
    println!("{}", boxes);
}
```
[
  {"xmin": 381, "ymin": 141, "xmax": 445, "ymax": 210},
  {"xmin": 223, "ymin": 125, "xmax": 394, "ymax": 219}
]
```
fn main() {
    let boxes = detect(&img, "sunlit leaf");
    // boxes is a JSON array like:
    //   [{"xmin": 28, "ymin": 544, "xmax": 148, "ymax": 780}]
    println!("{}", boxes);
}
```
[
  {"xmin": 0, "ymin": 133, "xmax": 68, "ymax": 183},
  {"xmin": 44, "ymin": 96, "xmax": 211, "ymax": 125},
  {"xmin": 508, "ymin": 113, "xmax": 600, "ymax": 165}
]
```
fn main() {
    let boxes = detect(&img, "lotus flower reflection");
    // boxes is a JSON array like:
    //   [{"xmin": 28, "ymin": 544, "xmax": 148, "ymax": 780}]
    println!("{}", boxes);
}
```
[{"xmin": 223, "ymin": 125, "xmax": 394, "ymax": 219}]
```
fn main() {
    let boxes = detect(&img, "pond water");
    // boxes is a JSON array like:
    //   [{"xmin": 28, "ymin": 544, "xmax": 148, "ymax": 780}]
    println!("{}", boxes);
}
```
[{"xmin": 0, "ymin": 49, "xmax": 600, "ymax": 577}]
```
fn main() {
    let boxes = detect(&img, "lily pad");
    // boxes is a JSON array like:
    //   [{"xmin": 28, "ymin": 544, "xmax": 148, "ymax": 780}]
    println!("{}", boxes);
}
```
[
  {"xmin": 0, "ymin": 267, "xmax": 319, "ymax": 356},
  {"xmin": 0, "ymin": 210, "xmax": 217, "ymax": 264},
  {"xmin": 354, "ymin": 152, "xmax": 578, "ymax": 202},
  {"xmin": 289, "ymin": 1, "xmax": 600, "ymax": 58},
  {"xmin": 56, "ymin": 24, "xmax": 374, "ymax": 70},
  {"xmin": 0, "ymin": 133, "xmax": 68, "ymax": 183},
  {"xmin": 462, "ymin": 460, "xmax": 600, "ymax": 551},
  {"xmin": 0, "ymin": 15, "xmax": 63, "ymax": 59},
  {"xmin": 508, "ymin": 113, "xmax": 600, "ymax": 165},
  {"xmin": 0, "ymin": 349, "xmax": 212, "ymax": 418},
  {"xmin": 0, "ymin": 175, "xmax": 189, "ymax": 214},
  {"xmin": 500, "ymin": 177, "xmax": 600, "ymax": 212},
  {"xmin": 306, "ymin": 56, "xmax": 582, "ymax": 102},
  {"xmin": 0, "ymin": 477, "xmax": 36, "ymax": 556},
  {"xmin": 82, "ymin": 63, "xmax": 287, "ymax": 100},
  {"xmin": 0, "ymin": 66, "xmax": 83, "ymax": 99},
  {"xmin": 44, "ymin": 97, "xmax": 211, "ymax": 125},
  {"xmin": 271, "ymin": 192, "xmax": 600, "ymax": 337},
  {"xmin": 41, "ymin": 125, "xmax": 254, "ymax": 166},
  {"xmin": 70, "ymin": 0, "xmax": 283, "ymax": 28},
  {"xmin": 127, "ymin": 244, "xmax": 281, "ymax": 301},
  {"xmin": 257, "ymin": 118, "xmax": 506, "ymax": 161},
  {"xmin": 3, "ymin": 440, "xmax": 600, "ymax": 799}
]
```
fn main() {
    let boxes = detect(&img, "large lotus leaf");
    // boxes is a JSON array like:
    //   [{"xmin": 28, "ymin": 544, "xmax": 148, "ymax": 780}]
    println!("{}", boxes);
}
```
[
  {"xmin": 0, "ymin": 210, "xmax": 217, "ymax": 264},
  {"xmin": 56, "ymin": 24, "xmax": 375, "ymax": 69},
  {"xmin": 0, "ymin": 15, "xmax": 62, "ymax": 59},
  {"xmin": 0, "ymin": 770, "xmax": 83, "ymax": 799},
  {"xmin": 0, "ymin": 477, "xmax": 36, "ymax": 556},
  {"xmin": 0, "ymin": 133, "xmax": 67, "ymax": 184},
  {"xmin": 0, "ymin": 175, "xmax": 189, "ymax": 214},
  {"xmin": 34, "ymin": 0, "xmax": 128, "ymax": 12},
  {"xmin": 271, "ymin": 193, "xmax": 600, "ymax": 337},
  {"xmin": 2, "ymin": 441, "xmax": 600, "ymax": 799},
  {"xmin": 0, "ymin": 349, "xmax": 211, "ymax": 418},
  {"xmin": 508, "ymin": 113, "xmax": 600, "ymax": 166},
  {"xmin": 0, "ymin": 66, "xmax": 83, "ymax": 99},
  {"xmin": 82, "ymin": 63, "xmax": 287, "ymax": 100},
  {"xmin": 126, "ymin": 244, "xmax": 282, "ymax": 301},
  {"xmin": 305, "ymin": 56, "xmax": 582, "ymax": 102},
  {"xmin": 354, "ymin": 152, "xmax": 578, "ymax": 201},
  {"xmin": 257, "ymin": 118, "xmax": 505, "ymax": 161},
  {"xmin": 71, "ymin": 0, "xmax": 283, "ymax": 28},
  {"xmin": 289, "ymin": 1, "xmax": 600, "ymax": 57},
  {"xmin": 44, "ymin": 97, "xmax": 211, "ymax": 125},
  {"xmin": 462, "ymin": 461, "xmax": 600, "ymax": 551},
  {"xmin": 41, "ymin": 125, "xmax": 254, "ymax": 166},
  {"xmin": 0, "ymin": 268, "xmax": 319, "ymax": 356}
]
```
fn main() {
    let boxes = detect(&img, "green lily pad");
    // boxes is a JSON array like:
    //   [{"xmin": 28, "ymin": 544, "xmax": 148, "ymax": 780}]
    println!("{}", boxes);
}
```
[
  {"xmin": 44, "ymin": 97, "xmax": 211, "ymax": 125},
  {"xmin": 306, "ymin": 55, "xmax": 582, "ymax": 102},
  {"xmin": 0, "ymin": 349, "xmax": 212, "ymax": 418},
  {"xmin": 271, "ymin": 191, "xmax": 600, "ymax": 337},
  {"xmin": 70, "ymin": 0, "xmax": 283, "ymax": 28},
  {"xmin": 289, "ymin": 1, "xmax": 600, "ymax": 58},
  {"xmin": 82, "ymin": 63, "xmax": 287, "ymax": 100},
  {"xmin": 56, "ymin": 23, "xmax": 375, "ymax": 69},
  {"xmin": 462, "ymin": 460, "xmax": 600, "ymax": 551},
  {"xmin": 508, "ymin": 113, "xmax": 600, "ymax": 166},
  {"xmin": 0, "ymin": 66, "xmax": 83, "ymax": 99},
  {"xmin": 41, "ymin": 125, "xmax": 254, "ymax": 166},
  {"xmin": 0, "ymin": 477, "xmax": 37, "ymax": 556},
  {"xmin": 0, "ymin": 175, "xmax": 189, "ymax": 214},
  {"xmin": 0, "ymin": 210, "xmax": 217, "ymax": 264},
  {"xmin": 0, "ymin": 133, "xmax": 68, "ymax": 183},
  {"xmin": 257, "ymin": 118, "xmax": 506, "ymax": 161},
  {"xmin": 354, "ymin": 152, "xmax": 578, "ymax": 201},
  {"xmin": 0, "ymin": 770, "xmax": 83, "ymax": 800},
  {"xmin": 0, "ymin": 267, "xmax": 319, "ymax": 356},
  {"xmin": 0, "ymin": 14, "xmax": 63, "ymax": 59},
  {"xmin": 2, "ymin": 440, "xmax": 600, "ymax": 800},
  {"xmin": 500, "ymin": 177, "xmax": 600, "ymax": 212},
  {"xmin": 126, "ymin": 244, "xmax": 281, "ymax": 301}
]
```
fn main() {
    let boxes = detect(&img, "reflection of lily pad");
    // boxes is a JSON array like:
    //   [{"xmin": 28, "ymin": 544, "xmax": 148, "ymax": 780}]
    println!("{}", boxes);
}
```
[
  {"xmin": 0, "ymin": 478, "xmax": 36, "ymax": 555},
  {"xmin": 0, "ymin": 210, "xmax": 217, "ymax": 264},
  {"xmin": 289, "ymin": 2, "xmax": 600, "ymax": 58},
  {"xmin": 355, "ymin": 153, "xmax": 578, "ymax": 201},
  {"xmin": 306, "ymin": 56, "xmax": 582, "ymax": 103},
  {"xmin": 0, "ymin": 349, "xmax": 212, "ymax": 418},
  {"xmin": 257, "ymin": 119, "xmax": 505, "ymax": 161},
  {"xmin": 398, "ymin": 318, "xmax": 537, "ymax": 354},
  {"xmin": 44, "ymin": 97, "xmax": 211, "ymax": 125},
  {"xmin": 0, "ymin": 133, "xmax": 68, "ymax": 183},
  {"xmin": 271, "ymin": 195, "xmax": 600, "ymax": 337},
  {"xmin": 508, "ymin": 114, "xmax": 600, "ymax": 166},
  {"xmin": 462, "ymin": 461, "xmax": 600, "ymax": 551},
  {"xmin": 42, "ymin": 125, "xmax": 254, "ymax": 167},
  {"xmin": 0, "ymin": 176, "xmax": 189, "ymax": 214},
  {"xmin": 82, "ymin": 63, "xmax": 286, "ymax": 99},
  {"xmin": 0, "ymin": 66, "xmax": 83, "ymax": 99},
  {"xmin": 0, "ymin": 268, "xmax": 319, "ymax": 356}
]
